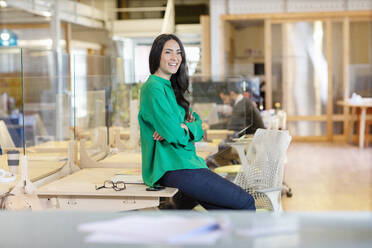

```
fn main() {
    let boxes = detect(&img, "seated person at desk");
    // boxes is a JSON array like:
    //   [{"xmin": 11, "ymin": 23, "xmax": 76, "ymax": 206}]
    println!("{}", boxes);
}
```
[
  {"xmin": 138, "ymin": 34, "xmax": 255, "ymax": 210},
  {"xmin": 206, "ymin": 83, "xmax": 265, "ymax": 168}
]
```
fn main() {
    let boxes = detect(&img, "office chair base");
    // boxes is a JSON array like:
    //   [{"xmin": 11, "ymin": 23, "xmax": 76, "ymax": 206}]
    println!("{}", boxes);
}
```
[{"xmin": 282, "ymin": 182, "xmax": 293, "ymax": 197}]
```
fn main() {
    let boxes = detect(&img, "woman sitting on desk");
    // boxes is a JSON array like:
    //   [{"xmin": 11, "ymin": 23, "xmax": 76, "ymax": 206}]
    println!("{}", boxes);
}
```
[{"xmin": 138, "ymin": 34, "xmax": 255, "ymax": 210}]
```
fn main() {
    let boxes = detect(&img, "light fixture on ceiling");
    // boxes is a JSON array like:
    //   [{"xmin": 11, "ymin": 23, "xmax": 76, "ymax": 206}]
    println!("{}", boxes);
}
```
[
  {"xmin": 0, "ymin": 32, "xmax": 10, "ymax": 41},
  {"xmin": 0, "ymin": 0, "xmax": 7, "ymax": 8},
  {"xmin": 0, "ymin": 29, "xmax": 18, "ymax": 47}
]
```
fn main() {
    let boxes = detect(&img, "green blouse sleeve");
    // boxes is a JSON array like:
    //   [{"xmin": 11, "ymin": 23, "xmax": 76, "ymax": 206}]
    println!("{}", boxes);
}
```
[
  {"xmin": 141, "ymin": 87, "xmax": 190, "ymax": 146},
  {"xmin": 185, "ymin": 111, "xmax": 204, "ymax": 142}
]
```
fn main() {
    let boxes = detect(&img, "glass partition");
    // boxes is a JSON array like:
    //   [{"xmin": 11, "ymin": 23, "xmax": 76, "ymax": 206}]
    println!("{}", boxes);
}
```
[
  {"xmin": 1, "ymin": 49, "xmax": 266, "ymax": 157},
  {"xmin": 189, "ymin": 75, "xmax": 258, "ymax": 141},
  {"xmin": 271, "ymin": 23, "xmax": 283, "ymax": 108},
  {"xmin": 0, "ymin": 48, "xmax": 23, "ymax": 150},
  {"xmin": 22, "ymin": 49, "xmax": 71, "ymax": 154},
  {"xmin": 109, "ymin": 81, "xmax": 142, "ymax": 150},
  {"xmin": 72, "ymin": 53, "xmax": 113, "ymax": 153}
]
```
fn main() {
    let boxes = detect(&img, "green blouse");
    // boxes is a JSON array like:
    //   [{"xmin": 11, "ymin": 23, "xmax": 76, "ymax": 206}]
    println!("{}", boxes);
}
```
[{"xmin": 138, "ymin": 74, "xmax": 208, "ymax": 187}]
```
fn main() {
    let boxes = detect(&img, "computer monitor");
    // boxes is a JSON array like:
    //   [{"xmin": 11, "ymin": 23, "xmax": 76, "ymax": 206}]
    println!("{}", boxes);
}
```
[{"xmin": 254, "ymin": 63, "xmax": 265, "ymax": 75}]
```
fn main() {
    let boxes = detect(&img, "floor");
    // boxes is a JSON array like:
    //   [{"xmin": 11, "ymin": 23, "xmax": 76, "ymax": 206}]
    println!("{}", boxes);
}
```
[{"xmin": 282, "ymin": 142, "xmax": 372, "ymax": 211}]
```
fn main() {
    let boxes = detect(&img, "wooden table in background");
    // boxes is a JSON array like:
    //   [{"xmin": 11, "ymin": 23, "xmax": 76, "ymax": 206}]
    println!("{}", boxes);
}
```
[
  {"xmin": 206, "ymin": 129, "xmax": 234, "ymax": 140},
  {"xmin": 338, "ymin": 99, "xmax": 372, "ymax": 148}
]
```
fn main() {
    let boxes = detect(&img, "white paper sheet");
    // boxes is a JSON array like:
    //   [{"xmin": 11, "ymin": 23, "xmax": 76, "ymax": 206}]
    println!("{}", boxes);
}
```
[
  {"xmin": 78, "ymin": 215, "xmax": 223, "ymax": 245},
  {"xmin": 236, "ymin": 217, "xmax": 298, "ymax": 237}
]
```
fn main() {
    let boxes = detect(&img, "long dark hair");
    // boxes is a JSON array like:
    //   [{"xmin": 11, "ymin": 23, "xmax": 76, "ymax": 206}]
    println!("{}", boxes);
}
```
[{"xmin": 149, "ymin": 34, "xmax": 190, "ymax": 120}]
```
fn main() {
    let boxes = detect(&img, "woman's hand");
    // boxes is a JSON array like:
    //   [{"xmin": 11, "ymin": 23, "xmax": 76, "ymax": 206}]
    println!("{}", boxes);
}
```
[
  {"xmin": 153, "ymin": 131, "xmax": 164, "ymax": 141},
  {"xmin": 153, "ymin": 122, "xmax": 189, "ymax": 141},
  {"xmin": 181, "ymin": 123, "xmax": 189, "ymax": 132}
]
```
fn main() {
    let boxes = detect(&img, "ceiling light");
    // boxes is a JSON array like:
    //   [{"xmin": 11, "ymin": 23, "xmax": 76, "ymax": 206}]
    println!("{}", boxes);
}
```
[
  {"xmin": 0, "ymin": 29, "xmax": 18, "ymax": 47},
  {"xmin": 41, "ymin": 11, "xmax": 51, "ymax": 17},
  {"xmin": 0, "ymin": 32, "xmax": 10, "ymax": 41},
  {"xmin": 0, "ymin": 0, "xmax": 7, "ymax": 8}
]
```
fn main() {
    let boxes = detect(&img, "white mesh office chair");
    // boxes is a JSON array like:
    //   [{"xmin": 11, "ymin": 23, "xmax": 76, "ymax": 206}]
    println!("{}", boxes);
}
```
[{"xmin": 233, "ymin": 129, "xmax": 291, "ymax": 212}]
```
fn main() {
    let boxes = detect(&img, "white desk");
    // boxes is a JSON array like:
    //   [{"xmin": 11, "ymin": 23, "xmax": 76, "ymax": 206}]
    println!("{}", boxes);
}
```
[
  {"xmin": 37, "ymin": 168, "xmax": 178, "ymax": 211},
  {"xmin": 0, "ymin": 211, "xmax": 371, "ymax": 247}
]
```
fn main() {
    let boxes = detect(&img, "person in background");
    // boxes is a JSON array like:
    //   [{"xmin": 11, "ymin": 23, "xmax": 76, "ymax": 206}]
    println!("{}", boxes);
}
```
[
  {"xmin": 225, "ymin": 83, "xmax": 264, "ymax": 133},
  {"xmin": 138, "ymin": 33, "xmax": 255, "ymax": 210},
  {"xmin": 206, "ymin": 83, "xmax": 265, "ymax": 168}
]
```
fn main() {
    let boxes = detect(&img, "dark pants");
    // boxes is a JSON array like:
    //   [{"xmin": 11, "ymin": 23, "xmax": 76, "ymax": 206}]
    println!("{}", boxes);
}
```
[{"xmin": 158, "ymin": 168, "xmax": 256, "ymax": 210}]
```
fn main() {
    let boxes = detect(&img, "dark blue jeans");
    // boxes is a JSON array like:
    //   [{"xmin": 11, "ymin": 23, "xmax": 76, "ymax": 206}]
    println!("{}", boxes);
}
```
[{"xmin": 158, "ymin": 169, "xmax": 256, "ymax": 210}]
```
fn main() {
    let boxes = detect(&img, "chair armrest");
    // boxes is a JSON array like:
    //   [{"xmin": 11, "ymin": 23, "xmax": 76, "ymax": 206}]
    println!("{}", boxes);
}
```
[{"xmin": 256, "ymin": 187, "xmax": 282, "ymax": 193}]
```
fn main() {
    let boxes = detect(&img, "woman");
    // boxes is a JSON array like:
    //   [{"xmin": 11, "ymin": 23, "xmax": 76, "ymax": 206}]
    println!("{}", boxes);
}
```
[{"xmin": 138, "ymin": 34, "xmax": 255, "ymax": 210}]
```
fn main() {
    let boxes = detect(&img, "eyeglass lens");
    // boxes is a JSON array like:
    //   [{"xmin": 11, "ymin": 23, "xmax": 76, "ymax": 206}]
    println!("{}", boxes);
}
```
[{"xmin": 95, "ymin": 180, "xmax": 126, "ymax": 191}]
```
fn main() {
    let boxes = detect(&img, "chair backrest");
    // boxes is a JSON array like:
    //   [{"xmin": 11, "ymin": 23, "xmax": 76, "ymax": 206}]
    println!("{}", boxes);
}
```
[{"xmin": 234, "ymin": 128, "xmax": 291, "ymax": 191}]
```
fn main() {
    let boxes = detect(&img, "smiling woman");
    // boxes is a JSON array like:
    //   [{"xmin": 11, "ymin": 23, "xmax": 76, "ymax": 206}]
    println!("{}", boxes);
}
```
[
  {"xmin": 138, "ymin": 34, "xmax": 256, "ymax": 211},
  {"xmin": 156, "ymin": 39, "xmax": 182, "ymax": 77}
]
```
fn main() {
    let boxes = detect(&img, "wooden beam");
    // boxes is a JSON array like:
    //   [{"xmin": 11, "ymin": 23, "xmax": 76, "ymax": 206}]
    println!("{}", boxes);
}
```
[
  {"xmin": 282, "ymin": 23, "xmax": 288, "ymax": 113},
  {"xmin": 200, "ymin": 15, "xmax": 211, "ymax": 79},
  {"xmin": 0, "ymin": 23, "xmax": 50, "ymax": 29},
  {"xmin": 100, "ymin": 45, "xmax": 106, "ymax": 56},
  {"xmin": 287, "ymin": 115, "xmax": 327, "ymax": 121},
  {"xmin": 221, "ymin": 10, "xmax": 372, "ymax": 21},
  {"xmin": 228, "ymin": 22, "xmax": 235, "ymax": 74},
  {"xmin": 343, "ymin": 17, "xmax": 350, "ymax": 142},
  {"xmin": 326, "ymin": 19, "xmax": 333, "ymax": 141},
  {"xmin": 118, "ymin": 0, "xmax": 129, "ymax": 20},
  {"xmin": 272, "ymin": 16, "xmax": 372, "ymax": 24},
  {"xmin": 220, "ymin": 20, "xmax": 233, "ymax": 78},
  {"xmin": 63, "ymin": 22, "xmax": 72, "ymax": 91},
  {"xmin": 292, "ymin": 136, "xmax": 328, "ymax": 142},
  {"xmin": 114, "ymin": 7, "xmax": 166, "ymax": 12},
  {"xmin": 63, "ymin": 22, "xmax": 71, "ymax": 54},
  {"xmin": 264, "ymin": 19, "xmax": 272, "ymax": 109},
  {"xmin": 286, "ymin": 114, "xmax": 371, "ymax": 122}
]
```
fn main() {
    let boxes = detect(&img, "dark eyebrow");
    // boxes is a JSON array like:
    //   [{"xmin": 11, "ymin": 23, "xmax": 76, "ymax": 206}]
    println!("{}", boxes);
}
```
[{"xmin": 165, "ymin": 48, "xmax": 181, "ymax": 52}]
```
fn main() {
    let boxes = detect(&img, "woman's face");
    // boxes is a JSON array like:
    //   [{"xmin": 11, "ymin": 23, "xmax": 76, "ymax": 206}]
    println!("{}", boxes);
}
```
[{"xmin": 156, "ymin": 39, "xmax": 182, "ymax": 79}]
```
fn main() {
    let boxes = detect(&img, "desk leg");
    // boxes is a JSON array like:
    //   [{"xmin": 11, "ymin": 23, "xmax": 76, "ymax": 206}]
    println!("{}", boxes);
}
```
[
  {"xmin": 351, "ymin": 107, "xmax": 356, "ymax": 143},
  {"xmin": 359, "ymin": 107, "xmax": 366, "ymax": 149},
  {"xmin": 344, "ymin": 106, "xmax": 351, "ymax": 143}
]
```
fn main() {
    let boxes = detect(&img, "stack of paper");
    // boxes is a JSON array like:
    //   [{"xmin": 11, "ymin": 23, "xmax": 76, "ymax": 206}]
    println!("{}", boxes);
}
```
[
  {"xmin": 236, "ymin": 217, "xmax": 298, "ymax": 237},
  {"xmin": 78, "ymin": 215, "xmax": 224, "ymax": 245}
]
